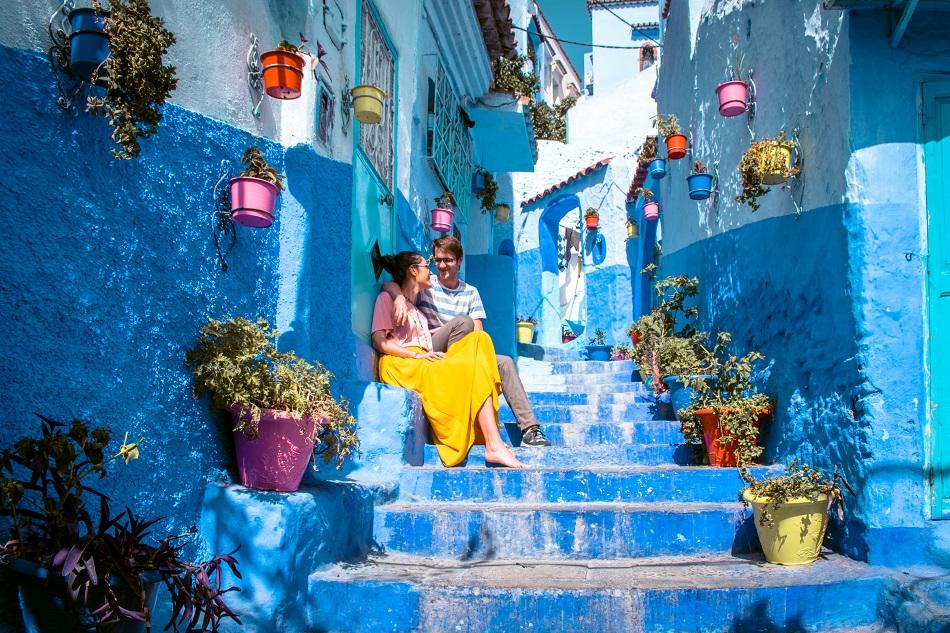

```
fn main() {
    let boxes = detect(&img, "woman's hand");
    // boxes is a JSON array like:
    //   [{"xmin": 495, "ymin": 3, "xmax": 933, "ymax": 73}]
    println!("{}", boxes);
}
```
[
  {"xmin": 392, "ymin": 294, "xmax": 409, "ymax": 326},
  {"xmin": 417, "ymin": 351, "xmax": 446, "ymax": 362}
]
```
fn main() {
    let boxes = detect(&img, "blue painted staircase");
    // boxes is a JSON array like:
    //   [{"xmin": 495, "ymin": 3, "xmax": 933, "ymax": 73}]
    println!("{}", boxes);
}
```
[{"xmin": 306, "ymin": 349, "xmax": 895, "ymax": 632}]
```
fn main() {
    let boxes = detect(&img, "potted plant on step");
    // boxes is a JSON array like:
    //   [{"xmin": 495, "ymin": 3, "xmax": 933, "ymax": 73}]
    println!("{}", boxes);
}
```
[
  {"xmin": 431, "ymin": 191, "xmax": 455, "ymax": 233},
  {"xmin": 0, "ymin": 416, "xmax": 242, "ymax": 632},
  {"xmin": 638, "ymin": 188, "xmax": 659, "ymax": 221},
  {"xmin": 652, "ymin": 114, "xmax": 687, "ymax": 160},
  {"xmin": 678, "ymin": 332, "xmax": 772, "ymax": 467},
  {"xmin": 261, "ymin": 37, "xmax": 308, "ymax": 100},
  {"xmin": 186, "ymin": 316, "xmax": 359, "ymax": 491},
  {"xmin": 85, "ymin": 0, "xmax": 177, "ymax": 160},
  {"xmin": 516, "ymin": 316, "xmax": 537, "ymax": 344},
  {"xmin": 687, "ymin": 160, "xmax": 714, "ymax": 200},
  {"xmin": 585, "ymin": 328, "xmax": 611, "ymax": 361},
  {"xmin": 626, "ymin": 323, "xmax": 640, "ymax": 346},
  {"xmin": 229, "ymin": 146, "xmax": 284, "ymax": 228},
  {"xmin": 741, "ymin": 460, "xmax": 854, "ymax": 565},
  {"xmin": 716, "ymin": 47, "xmax": 748, "ymax": 117},
  {"xmin": 610, "ymin": 343, "xmax": 633, "ymax": 361},
  {"xmin": 639, "ymin": 136, "xmax": 665, "ymax": 180},
  {"xmin": 737, "ymin": 132, "xmax": 800, "ymax": 211},
  {"xmin": 584, "ymin": 207, "xmax": 600, "ymax": 230}
]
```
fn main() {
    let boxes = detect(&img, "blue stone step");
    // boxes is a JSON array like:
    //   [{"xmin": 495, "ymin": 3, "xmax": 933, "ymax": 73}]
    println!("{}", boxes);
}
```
[
  {"xmin": 399, "ymin": 464, "xmax": 776, "ymax": 503},
  {"xmin": 520, "ymin": 381, "xmax": 651, "ymax": 394},
  {"xmin": 373, "ymin": 500, "xmax": 757, "ymax": 559},
  {"xmin": 521, "ymin": 390, "xmax": 653, "ymax": 406},
  {"xmin": 421, "ymin": 443, "xmax": 696, "ymax": 467},
  {"xmin": 518, "ymin": 359, "xmax": 637, "ymax": 375},
  {"xmin": 501, "ymin": 420, "xmax": 685, "ymax": 446},
  {"xmin": 307, "ymin": 553, "xmax": 890, "ymax": 633},
  {"xmin": 516, "ymin": 342, "xmax": 581, "ymax": 361},
  {"xmin": 519, "ymin": 372, "xmax": 638, "ymax": 387},
  {"xmin": 499, "ymin": 402, "xmax": 665, "ymax": 423}
]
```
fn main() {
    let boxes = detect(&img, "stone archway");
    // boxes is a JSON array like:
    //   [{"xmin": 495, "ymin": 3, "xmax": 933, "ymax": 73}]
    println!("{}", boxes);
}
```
[{"xmin": 538, "ymin": 194, "xmax": 586, "ymax": 346}]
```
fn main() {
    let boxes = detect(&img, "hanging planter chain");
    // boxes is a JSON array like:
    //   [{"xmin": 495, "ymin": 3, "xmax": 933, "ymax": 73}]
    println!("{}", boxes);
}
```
[
  {"xmin": 47, "ymin": 0, "xmax": 85, "ymax": 111},
  {"xmin": 246, "ymin": 33, "xmax": 265, "ymax": 119},
  {"xmin": 211, "ymin": 160, "xmax": 237, "ymax": 272}
]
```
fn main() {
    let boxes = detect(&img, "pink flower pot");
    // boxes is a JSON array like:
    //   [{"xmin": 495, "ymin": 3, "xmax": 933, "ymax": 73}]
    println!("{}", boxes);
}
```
[
  {"xmin": 230, "ymin": 406, "xmax": 318, "ymax": 492},
  {"xmin": 229, "ymin": 177, "xmax": 280, "ymax": 228},
  {"xmin": 431, "ymin": 207, "xmax": 454, "ymax": 233},
  {"xmin": 716, "ymin": 80, "xmax": 748, "ymax": 117},
  {"xmin": 643, "ymin": 201, "xmax": 660, "ymax": 221}
]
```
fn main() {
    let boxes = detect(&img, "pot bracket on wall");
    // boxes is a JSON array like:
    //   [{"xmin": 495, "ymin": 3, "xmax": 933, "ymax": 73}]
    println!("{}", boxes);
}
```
[
  {"xmin": 47, "ymin": 0, "xmax": 95, "ymax": 111},
  {"xmin": 211, "ymin": 160, "xmax": 237, "ymax": 272},
  {"xmin": 323, "ymin": 0, "xmax": 347, "ymax": 50},
  {"xmin": 246, "ymin": 33, "xmax": 265, "ymax": 119}
]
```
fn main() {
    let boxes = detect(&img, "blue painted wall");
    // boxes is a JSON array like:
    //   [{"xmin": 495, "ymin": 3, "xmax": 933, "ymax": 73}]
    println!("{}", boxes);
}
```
[{"xmin": 0, "ymin": 45, "xmax": 357, "ymax": 553}]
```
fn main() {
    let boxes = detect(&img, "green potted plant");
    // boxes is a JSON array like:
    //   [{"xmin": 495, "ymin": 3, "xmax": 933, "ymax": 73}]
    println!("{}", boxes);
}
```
[
  {"xmin": 651, "ymin": 113, "xmax": 687, "ymax": 159},
  {"xmin": 229, "ymin": 146, "xmax": 285, "ymax": 228},
  {"xmin": 0, "ymin": 416, "xmax": 242, "ymax": 632},
  {"xmin": 741, "ymin": 460, "xmax": 854, "ymax": 565},
  {"xmin": 586, "ymin": 328, "xmax": 611, "ymax": 361},
  {"xmin": 584, "ymin": 207, "xmax": 600, "ymax": 230},
  {"xmin": 85, "ymin": 0, "xmax": 177, "ymax": 160},
  {"xmin": 610, "ymin": 343, "xmax": 633, "ymax": 361},
  {"xmin": 476, "ymin": 171, "xmax": 498, "ymax": 214},
  {"xmin": 677, "ymin": 332, "xmax": 772, "ymax": 467},
  {"xmin": 736, "ymin": 132, "xmax": 800, "ymax": 211},
  {"xmin": 639, "ymin": 136, "xmax": 665, "ymax": 179},
  {"xmin": 185, "ymin": 316, "xmax": 359, "ymax": 491},
  {"xmin": 492, "ymin": 55, "xmax": 539, "ymax": 102},
  {"xmin": 516, "ymin": 315, "xmax": 537, "ymax": 344},
  {"xmin": 261, "ymin": 37, "xmax": 308, "ymax": 100}
]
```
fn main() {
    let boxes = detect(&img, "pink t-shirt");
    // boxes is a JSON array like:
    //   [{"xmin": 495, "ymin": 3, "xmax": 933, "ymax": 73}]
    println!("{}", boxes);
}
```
[{"xmin": 371, "ymin": 292, "xmax": 433, "ymax": 351}]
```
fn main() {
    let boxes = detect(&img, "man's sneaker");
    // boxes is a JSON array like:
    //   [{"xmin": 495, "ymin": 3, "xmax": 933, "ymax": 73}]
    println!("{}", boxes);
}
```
[{"xmin": 521, "ymin": 426, "xmax": 551, "ymax": 447}]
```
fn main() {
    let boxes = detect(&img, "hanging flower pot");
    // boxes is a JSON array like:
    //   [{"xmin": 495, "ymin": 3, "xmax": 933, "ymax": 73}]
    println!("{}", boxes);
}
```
[
  {"xmin": 625, "ymin": 219, "xmax": 638, "ymax": 239},
  {"xmin": 494, "ymin": 203, "xmax": 511, "ymax": 222},
  {"xmin": 67, "ymin": 8, "xmax": 110, "ymax": 83},
  {"xmin": 761, "ymin": 145, "xmax": 793, "ymax": 185},
  {"xmin": 431, "ymin": 191, "xmax": 455, "ymax": 233},
  {"xmin": 737, "ymin": 133, "xmax": 800, "ymax": 211},
  {"xmin": 664, "ymin": 134, "xmax": 688, "ymax": 159},
  {"xmin": 648, "ymin": 158, "xmax": 667, "ymax": 180},
  {"xmin": 687, "ymin": 160, "xmax": 714, "ymax": 200},
  {"xmin": 697, "ymin": 408, "xmax": 766, "ymax": 467},
  {"xmin": 230, "ymin": 406, "xmax": 318, "ymax": 492},
  {"xmin": 261, "ymin": 49, "xmax": 306, "ymax": 100},
  {"xmin": 516, "ymin": 319, "xmax": 536, "ymax": 344},
  {"xmin": 230, "ymin": 177, "xmax": 280, "ymax": 228},
  {"xmin": 471, "ymin": 171, "xmax": 487, "ymax": 194},
  {"xmin": 716, "ymin": 80, "xmax": 749, "ymax": 117},
  {"xmin": 643, "ymin": 200, "xmax": 659, "ymax": 222},
  {"xmin": 351, "ymin": 84, "xmax": 387, "ymax": 124},
  {"xmin": 584, "ymin": 208, "xmax": 599, "ymax": 230}
]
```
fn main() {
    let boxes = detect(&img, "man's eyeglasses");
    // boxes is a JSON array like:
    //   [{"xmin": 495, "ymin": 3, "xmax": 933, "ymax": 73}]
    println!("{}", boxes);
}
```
[{"xmin": 432, "ymin": 257, "xmax": 456, "ymax": 265}]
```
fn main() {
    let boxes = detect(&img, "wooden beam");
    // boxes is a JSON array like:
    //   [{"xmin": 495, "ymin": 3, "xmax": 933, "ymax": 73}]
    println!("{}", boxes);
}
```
[{"xmin": 891, "ymin": 0, "xmax": 920, "ymax": 47}]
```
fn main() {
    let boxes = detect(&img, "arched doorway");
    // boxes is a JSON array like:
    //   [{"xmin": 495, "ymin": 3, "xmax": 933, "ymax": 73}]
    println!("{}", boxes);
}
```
[{"xmin": 539, "ymin": 194, "xmax": 587, "ymax": 345}]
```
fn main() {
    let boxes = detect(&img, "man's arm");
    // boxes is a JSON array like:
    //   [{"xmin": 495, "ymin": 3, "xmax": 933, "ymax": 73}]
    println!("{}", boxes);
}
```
[{"xmin": 381, "ymin": 280, "xmax": 409, "ymax": 326}]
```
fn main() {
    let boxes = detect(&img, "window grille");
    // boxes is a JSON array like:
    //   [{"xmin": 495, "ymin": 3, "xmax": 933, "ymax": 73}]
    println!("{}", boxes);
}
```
[
  {"xmin": 359, "ymin": 0, "xmax": 395, "ymax": 192},
  {"xmin": 640, "ymin": 45, "xmax": 656, "ymax": 71},
  {"xmin": 428, "ymin": 65, "xmax": 473, "ymax": 221},
  {"xmin": 316, "ymin": 77, "xmax": 334, "ymax": 147}
]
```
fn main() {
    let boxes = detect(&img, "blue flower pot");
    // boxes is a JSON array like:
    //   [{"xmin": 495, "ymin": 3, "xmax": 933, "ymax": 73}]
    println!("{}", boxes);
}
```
[
  {"xmin": 687, "ymin": 173, "xmax": 714, "ymax": 200},
  {"xmin": 68, "ymin": 8, "xmax": 110, "ymax": 83},
  {"xmin": 648, "ymin": 159, "xmax": 667, "ymax": 180},
  {"xmin": 471, "ymin": 172, "xmax": 487, "ymax": 194},
  {"xmin": 585, "ymin": 344, "xmax": 611, "ymax": 362},
  {"xmin": 663, "ymin": 374, "xmax": 716, "ymax": 418}
]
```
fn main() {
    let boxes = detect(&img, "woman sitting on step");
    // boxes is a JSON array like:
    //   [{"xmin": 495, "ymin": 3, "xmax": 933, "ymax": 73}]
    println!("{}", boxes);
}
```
[{"xmin": 371, "ymin": 251, "xmax": 525, "ymax": 469}]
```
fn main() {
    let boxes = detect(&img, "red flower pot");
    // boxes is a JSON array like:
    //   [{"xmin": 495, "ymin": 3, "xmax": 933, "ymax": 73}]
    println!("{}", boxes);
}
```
[
  {"xmin": 261, "ymin": 49, "xmax": 306, "ymax": 100},
  {"xmin": 630, "ymin": 332, "xmax": 640, "ymax": 346},
  {"xmin": 585, "ymin": 216, "xmax": 599, "ymax": 230},
  {"xmin": 664, "ymin": 133, "xmax": 688, "ymax": 159},
  {"xmin": 697, "ymin": 408, "xmax": 766, "ymax": 467}
]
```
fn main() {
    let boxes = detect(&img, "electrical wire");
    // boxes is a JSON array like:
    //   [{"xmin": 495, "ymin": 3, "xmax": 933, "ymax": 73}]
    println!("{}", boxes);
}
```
[
  {"xmin": 587, "ymin": 0, "xmax": 663, "ymax": 47},
  {"xmin": 511, "ymin": 24, "xmax": 660, "ymax": 50}
]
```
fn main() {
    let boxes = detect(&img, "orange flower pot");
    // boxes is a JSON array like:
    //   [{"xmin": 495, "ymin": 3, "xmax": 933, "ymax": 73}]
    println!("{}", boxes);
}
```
[
  {"xmin": 261, "ymin": 50, "xmax": 306, "ymax": 100},
  {"xmin": 585, "ymin": 216, "xmax": 599, "ymax": 230},
  {"xmin": 664, "ymin": 133, "xmax": 688, "ymax": 160},
  {"xmin": 697, "ymin": 408, "xmax": 767, "ymax": 467}
]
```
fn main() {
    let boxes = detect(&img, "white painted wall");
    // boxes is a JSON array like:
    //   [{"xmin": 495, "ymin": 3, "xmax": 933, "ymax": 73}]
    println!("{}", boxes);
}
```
[
  {"xmin": 589, "ymin": 1, "xmax": 659, "ymax": 95},
  {"xmin": 567, "ymin": 66, "xmax": 656, "ymax": 150},
  {"xmin": 655, "ymin": 0, "xmax": 851, "ymax": 255},
  {"xmin": 3, "ymin": 0, "xmax": 356, "ymax": 160}
]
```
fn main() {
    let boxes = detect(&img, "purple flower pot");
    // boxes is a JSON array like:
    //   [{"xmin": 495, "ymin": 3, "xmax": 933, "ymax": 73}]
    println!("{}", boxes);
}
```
[
  {"xmin": 643, "ymin": 201, "xmax": 660, "ymax": 221},
  {"xmin": 716, "ymin": 80, "xmax": 748, "ymax": 117},
  {"xmin": 230, "ymin": 406, "xmax": 318, "ymax": 492},
  {"xmin": 229, "ymin": 177, "xmax": 280, "ymax": 228},
  {"xmin": 431, "ymin": 207, "xmax": 454, "ymax": 233}
]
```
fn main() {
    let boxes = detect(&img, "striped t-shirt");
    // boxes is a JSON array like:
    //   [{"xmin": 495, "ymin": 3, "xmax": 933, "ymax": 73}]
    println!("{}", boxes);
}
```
[{"xmin": 418, "ymin": 274, "xmax": 487, "ymax": 329}]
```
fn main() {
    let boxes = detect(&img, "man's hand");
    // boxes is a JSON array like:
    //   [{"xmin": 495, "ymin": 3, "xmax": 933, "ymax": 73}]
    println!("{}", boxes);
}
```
[
  {"xmin": 393, "ymin": 294, "xmax": 409, "ymax": 326},
  {"xmin": 420, "ymin": 351, "xmax": 446, "ymax": 362}
]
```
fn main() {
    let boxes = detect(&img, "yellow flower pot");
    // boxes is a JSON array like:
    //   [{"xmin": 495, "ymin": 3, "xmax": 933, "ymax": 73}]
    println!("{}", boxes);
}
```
[
  {"xmin": 516, "ymin": 321, "xmax": 535, "ymax": 344},
  {"xmin": 760, "ymin": 145, "xmax": 792, "ymax": 185},
  {"xmin": 350, "ymin": 84, "xmax": 386, "ymax": 124},
  {"xmin": 743, "ymin": 490, "xmax": 829, "ymax": 565}
]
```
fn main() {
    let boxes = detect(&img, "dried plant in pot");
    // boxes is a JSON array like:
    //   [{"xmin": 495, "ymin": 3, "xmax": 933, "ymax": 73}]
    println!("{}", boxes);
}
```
[
  {"xmin": 736, "ymin": 132, "xmax": 800, "ymax": 211},
  {"xmin": 0, "ymin": 416, "xmax": 242, "ymax": 632},
  {"xmin": 85, "ymin": 0, "xmax": 177, "ymax": 160},
  {"xmin": 586, "ymin": 328, "xmax": 611, "ymax": 361},
  {"xmin": 652, "ymin": 114, "xmax": 687, "ymax": 159},
  {"xmin": 185, "ymin": 317, "xmax": 360, "ymax": 491},
  {"xmin": 637, "ymin": 188, "xmax": 659, "ymax": 221},
  {"xmin": 229, "ymin": 146, "xmax": 284, "ymax": 228},
  {"xmin": 716, "ymin": 45, "xmax": 749, "ymax": 117},
  {"xmin": 740, "ymin": 460, "xmax": 854, "ymax": 565},
  {"xmin": 687, "ymin": 160, "xmax": 714, "ymax": 201}
]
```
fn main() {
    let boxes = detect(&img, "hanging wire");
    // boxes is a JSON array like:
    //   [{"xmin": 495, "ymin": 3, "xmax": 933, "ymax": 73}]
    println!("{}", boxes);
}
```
[
  {"xmin": 510, "ymin": 24, "xmax": 659, "ymax": 50},
  {"xmin": 587, "ymin": 0, "xmax": 663, "ymax": 47}
]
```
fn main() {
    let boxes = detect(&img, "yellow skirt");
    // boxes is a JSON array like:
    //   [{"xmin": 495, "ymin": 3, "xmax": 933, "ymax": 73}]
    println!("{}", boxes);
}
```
[{"xmin": 378, "ymin": 330, "xmax": 501, "ymax": 467}]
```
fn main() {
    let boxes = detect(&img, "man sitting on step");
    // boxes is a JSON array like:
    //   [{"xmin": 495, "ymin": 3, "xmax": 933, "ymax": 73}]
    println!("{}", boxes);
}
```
[{"xmin": 384, "ymin": 235, "xmax": 551, "ymax": 447}]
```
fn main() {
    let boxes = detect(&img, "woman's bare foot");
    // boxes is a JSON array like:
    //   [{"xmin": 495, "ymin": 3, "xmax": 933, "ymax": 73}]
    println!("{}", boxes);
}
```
[{"xmin": 484, "ymin": 444, "xmax": 526, "ymax": 468}]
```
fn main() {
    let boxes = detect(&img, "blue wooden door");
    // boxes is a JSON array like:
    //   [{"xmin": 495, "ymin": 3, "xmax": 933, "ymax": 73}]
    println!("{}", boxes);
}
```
[{"xmin": 924, "ymin": 80, "xmax": 950, "ymax": 519}]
